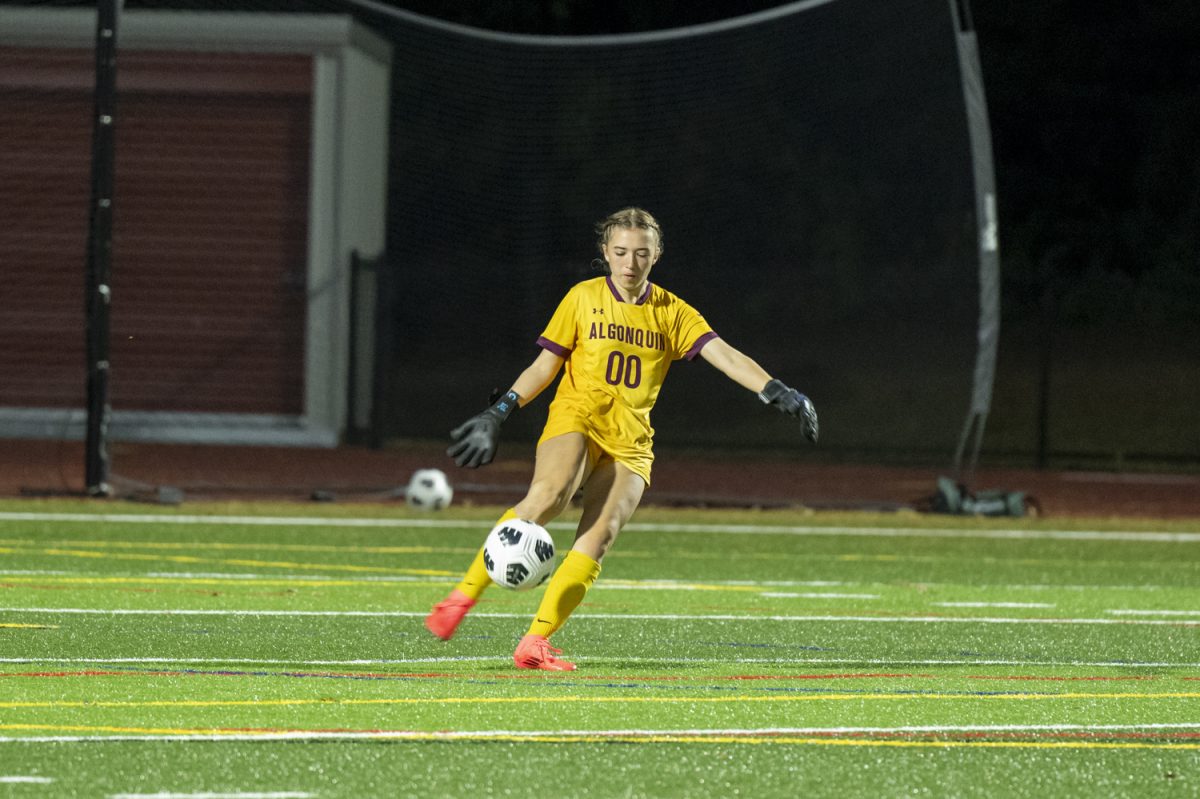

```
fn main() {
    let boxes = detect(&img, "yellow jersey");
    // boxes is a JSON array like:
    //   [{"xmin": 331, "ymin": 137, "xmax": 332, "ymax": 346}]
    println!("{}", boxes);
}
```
[{"xmin": 536, "ymin": 275, "xmax": 716, "ymax": 477}]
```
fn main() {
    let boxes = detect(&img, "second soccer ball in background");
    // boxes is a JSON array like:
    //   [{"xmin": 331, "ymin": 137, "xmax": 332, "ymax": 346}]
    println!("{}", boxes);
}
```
[{"xmin": 405, "ymin": 468, "xmax": 453, "ymax": 510}]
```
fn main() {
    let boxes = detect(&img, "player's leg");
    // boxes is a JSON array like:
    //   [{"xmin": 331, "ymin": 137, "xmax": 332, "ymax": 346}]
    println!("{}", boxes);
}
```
[
  {"xmin": 570, "ymin": 458, "xmax": 646, "ymax": 563},
  {"xmin": 423, "ymin": 505, "xmax": 518, "ymax": 641},
  {"xmin": 426, "ymin": 433, "xmax": 592, "ymax": 641},
  {"xmin": 515, "ymin": 458, "xmax": 646, "ymax": 670},
  {"xmin": 512, "ymin": 432, "xmax": 594, "ymax": 524}
]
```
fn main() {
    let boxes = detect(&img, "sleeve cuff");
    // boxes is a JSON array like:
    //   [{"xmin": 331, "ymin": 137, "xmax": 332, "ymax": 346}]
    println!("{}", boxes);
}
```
[
  {"xmin": 684, "ymin": 331, "xmax": 719, "ymax": 361},
  {"xmin": 537, "ymin": 336, "xmax": 571, "ymax": 358}
]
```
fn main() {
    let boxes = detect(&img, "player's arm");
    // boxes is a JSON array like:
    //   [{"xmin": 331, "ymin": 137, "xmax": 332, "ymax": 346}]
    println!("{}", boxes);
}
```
[
  {"xmin": 697, "ymin": 337, "xmax": 771, "ymax": 392},
  {"xmin": 698, "ymin": 337, "xmax": 818, "ymax": 443},
  {"xmin": 508, "ymin": 347, "xmax": 565, "ymax": 406},
  {"xmin": 447, "ymin": 348, "xmax": 565, "ymax": 468}
]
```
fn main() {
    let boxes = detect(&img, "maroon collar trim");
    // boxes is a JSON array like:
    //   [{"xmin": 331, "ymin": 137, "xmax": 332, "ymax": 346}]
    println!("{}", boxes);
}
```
[{"xmin": 605, "ymin": 275, "xmax": 652, "ymax": 305}]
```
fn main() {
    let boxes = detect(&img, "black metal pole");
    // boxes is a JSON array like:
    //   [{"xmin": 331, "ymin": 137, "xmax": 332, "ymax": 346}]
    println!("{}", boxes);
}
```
[
  {"xmin": 1035, "ymin": 278, "xmax": 1056, "ymax": 469},
  {"xmin": 85, "ymin": 0, "xmax": 120, "ymax": 496},
  {"xmin": 346, "ymin": 250, "xmax": 363, "ymax": 446}
]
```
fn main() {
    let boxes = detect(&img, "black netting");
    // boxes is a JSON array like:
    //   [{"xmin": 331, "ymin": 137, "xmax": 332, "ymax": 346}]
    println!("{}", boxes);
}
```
[{"xmin": 374, "ymin": 0, "xmax": 978, "ymax": 459}]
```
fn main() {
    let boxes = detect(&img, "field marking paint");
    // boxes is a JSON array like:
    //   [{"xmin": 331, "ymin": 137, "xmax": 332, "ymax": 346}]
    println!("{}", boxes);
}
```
[
  {"xmin": 0, "ymin": 570, "xmax": 73, "ymax": 575},
  {"xmin": 3, "ymin": 655, "xmax": 1199, "ymax": 669},
  {"xmin": 0, "ymin": 775, "xmax": 54, "ymax": 783},
  {"xmin": 1108, "ymin": 609, "xmax": 1200, "ymax": 617},
  {"xmin": 2, "ymin": 511, "xmax": 1197, "ymax": 542},
  {"xmin": 933, "ymin": 602, "xmax": 1055, "ymax": 609},
  {"xmin": 24, "ymin": 723, "xmax": 1200, "ymax": 738},
  {"xmin": 0, "ymin": 569, "xmax": 1186, "ymax": 595},
  {"xmin": 0, "ymin": 573, "xmax": 870, "ymax": 596},
  {"xmin": 0, "ymin": 623, "xmax": 58, "ymax": 629},
  {"xmin": 108, "ymin": 793, "xmax": 313, "ymax": 799},
  {"xmin": 2, "ymin": 570, "xmax": 859, "ymax": 592},
  {"xmin": 10, "ymin": 724, "xmax": 1200, "ymax": 737},
  {"xmin": 5, "ymin": 692, "xmax": 1199, "ymax": 711},
  {"xmin": 0, "ymin": 606, "xmax": 1193, "ymax": 627},
  {"xmin": 6, "ymin": 726, "xmax": 1200, "ymax": 750},
  {"xmin": 0, "ymin": 545, "xmax": 454, "ymax": 578},
  {"xmin": 0, "ymin": 538, "xmax": 471, "ymax": 557},
  {"xmin": 0, "ymin": 574, "xmax": 448, "ymax": 590},
  {"xmin": 0, "ymin": 668, "xmax": 1168, "ymax": 684},
  {"xmin": 760, "ymin": 593, "xmax": 881, "ymax": 599}
]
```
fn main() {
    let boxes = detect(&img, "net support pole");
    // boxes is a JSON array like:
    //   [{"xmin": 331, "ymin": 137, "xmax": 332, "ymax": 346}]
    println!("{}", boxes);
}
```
[
  {"xmin": 950, "ymin": 0, "xmax": 1000, "ymax": 486},
  {"xmin": 84, "ymin": 0, "xmax": 121, "ymax": 497}
]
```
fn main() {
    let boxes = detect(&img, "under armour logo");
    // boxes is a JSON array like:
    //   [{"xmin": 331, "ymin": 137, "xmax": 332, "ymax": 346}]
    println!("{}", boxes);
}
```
[{"xmin": 592, "ymin": 307, "xmax": 604, "ymax": 315}]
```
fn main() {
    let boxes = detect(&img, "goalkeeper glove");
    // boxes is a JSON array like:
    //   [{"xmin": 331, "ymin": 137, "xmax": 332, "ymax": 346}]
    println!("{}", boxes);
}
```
[
  {"xmin": 759, "ymin": 378, "xmax": 818, "ymax": 443},
  {"xmin": 447, "ymin": 389, "xmax": 520, "ymax": 468}
]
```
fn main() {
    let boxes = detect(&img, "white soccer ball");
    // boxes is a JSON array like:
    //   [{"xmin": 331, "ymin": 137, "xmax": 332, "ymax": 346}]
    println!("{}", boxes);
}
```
[
  {"xmin": 483, "ymin": 518, "xmax": 556, "ymax": 591},
  {"xmin": 405, "ymin": 468, "xmax": 453, "ymax": 510}
]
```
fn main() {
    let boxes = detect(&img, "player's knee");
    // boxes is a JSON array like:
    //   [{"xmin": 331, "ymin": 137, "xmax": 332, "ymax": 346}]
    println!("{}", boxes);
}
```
[
  {"xmin": 516, "ymin": 479, "xmax": 574, "ymax": 524},
  {"xmin": 576, "ymin": 518, "xmax": 621, "ymax": 560}
]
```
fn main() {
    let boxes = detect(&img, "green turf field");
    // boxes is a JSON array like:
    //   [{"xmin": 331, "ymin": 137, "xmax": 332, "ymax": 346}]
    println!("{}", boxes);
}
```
[{"xmin": 1, "ymin": 499, "xmax": 1198, "ymax": 797}]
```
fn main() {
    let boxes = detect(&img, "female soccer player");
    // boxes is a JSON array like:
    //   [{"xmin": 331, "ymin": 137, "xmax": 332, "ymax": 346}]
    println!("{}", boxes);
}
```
[{"xmin": 426, "ymin": 207, "xmax": 818, "ymax": 670}]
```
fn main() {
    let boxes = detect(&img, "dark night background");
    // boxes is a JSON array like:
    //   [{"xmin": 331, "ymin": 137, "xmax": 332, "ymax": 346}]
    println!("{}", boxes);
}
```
[
  {"xmin": 380, "ymin": 0, "xmax": 1200, "ymax": 322},
  {"xmin": 6, "ymin": 0, "xmax": 1197, "ymax": 467},
  {"xmin": 364, "ymin": 0, "xmax": 1200, "ymax": 468}
]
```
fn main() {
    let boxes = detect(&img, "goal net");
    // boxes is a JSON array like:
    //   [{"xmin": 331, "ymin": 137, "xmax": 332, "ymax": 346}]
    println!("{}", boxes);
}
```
[{"xmin": 369, "ymin": 0, "xmax": 980, "ymax": 461}]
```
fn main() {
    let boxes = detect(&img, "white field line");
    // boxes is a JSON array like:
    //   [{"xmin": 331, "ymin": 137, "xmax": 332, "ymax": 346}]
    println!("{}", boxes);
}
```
[
  {"xmin": 7, "ymin": 723, "xmax": 1200, "ymax": 745},
  {"xmin": 0, "ymin": 511, "xmax": 1196, "ymax": 542},
  {"xmin": 0, "ymin": 606, "xmax": 1194, "ymax": 626},
  {"xmin": 933, "ymin": 602, "xmax": 1055, "ymax": 609},
  {"xmin": 0, "ymin": 569, "xmax": 1183, "ymax": 594},
  {"xmin": 108, "ymin": 794, "xmax": 312, "ymax": 799},
  {"xmin": 1107, "ymin": 609, "xmax": 1200, "ymax": 617},
  {"xmin": 0, "ymin": 776, "xmax": 54, "ymax": 783},
  {"xmin": 760, "ymin": 593, "xmax": 881, "ymax": 599},
  {"xmin": 0, "ymin": 570, "xmax": 448, "ymax": 585},
  {"xmin": 0, "ymin": 570, "xmax": 841, "ymax": 587},
  {"xmin": 2, "ymin": 655, "xmax": 1198, "ymax": 669},
  {"xmin": 0, "ymin": 570, "xmax": 73, "ymax": 576}
]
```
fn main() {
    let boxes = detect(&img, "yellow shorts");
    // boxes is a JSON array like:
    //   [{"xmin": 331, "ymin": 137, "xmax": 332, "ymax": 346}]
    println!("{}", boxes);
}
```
[{"xmin": 538, "ymin": 401, "xmax": 653, "ymax": 486}]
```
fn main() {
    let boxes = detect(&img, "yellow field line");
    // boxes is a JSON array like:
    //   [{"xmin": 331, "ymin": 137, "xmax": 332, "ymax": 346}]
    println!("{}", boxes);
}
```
[
  {"xmin": 0, "ymin": 538, "xmax": 465, "ymax": 556},
  {"xmin": 5, "ymin": 692, "xmax": 1199, "ymax": 709},
  {"xmin": 0, "ymin": 723, "xmax": 243, "ymax": 736},
  {"xmin": 0, "ymin": 547, "xmax": 453, "ymax": 577},
  {"xmin": 0, "ymin": 623, "xmax": 59, "ymax": 629},
  {"xmin": 0, "ymin": 575, "xmax": 398, "ymax": 589},
  {"xmin": 0, "ymin": 539, "xmax": 1172, "ymax": 572}
]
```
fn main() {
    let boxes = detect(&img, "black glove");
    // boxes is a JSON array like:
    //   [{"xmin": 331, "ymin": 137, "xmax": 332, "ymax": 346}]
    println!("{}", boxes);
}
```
[
  {"xmin": 759, "ymin": 378, "xmax": 818, "ymax": 443},
  {"xmin": 447, "ymin": 390, "xmax": 520, "ymax": 468}
]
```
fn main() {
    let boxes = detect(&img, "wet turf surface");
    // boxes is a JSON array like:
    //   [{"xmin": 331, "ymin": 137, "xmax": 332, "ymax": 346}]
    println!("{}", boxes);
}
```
[{"xmin": 0, "ymin": 501, "xmax": 1197, "ymax": 796}]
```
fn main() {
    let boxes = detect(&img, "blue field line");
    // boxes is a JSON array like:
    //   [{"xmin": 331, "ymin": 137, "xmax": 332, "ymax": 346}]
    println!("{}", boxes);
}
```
[
  {"xmin": 3, "ymin": 655, "xmax": 1199, "ymax": 668},
  {"xmin": 6, "ymin": 665, "xmax": 1132, "ymax": 698}
]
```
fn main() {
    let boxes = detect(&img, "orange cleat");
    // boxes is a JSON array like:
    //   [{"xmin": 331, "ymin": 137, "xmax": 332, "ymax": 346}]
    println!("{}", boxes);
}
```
[
  {"xmin": 513, "ymin": 633, "xmax": 576, "ymax": 671},
  {"xmin": 424, "ymin": 589, "xmax": 476, "ymax": 641}
]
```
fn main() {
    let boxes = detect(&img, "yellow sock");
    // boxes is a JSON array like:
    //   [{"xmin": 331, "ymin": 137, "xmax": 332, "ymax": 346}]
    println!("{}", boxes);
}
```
[
  {"xmin": 454, "ymin": 508, "xmax": 518, "ymax": 601},
  {"xmin": 526, "ymin": 549, "xmax": 601, "ymax": 638}
]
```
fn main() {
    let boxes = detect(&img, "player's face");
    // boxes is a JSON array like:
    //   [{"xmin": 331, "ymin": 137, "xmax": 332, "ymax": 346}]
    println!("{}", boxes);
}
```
[{"xmin": 604, "ymin": 227, "xmax": 660, "ymax": 297}]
